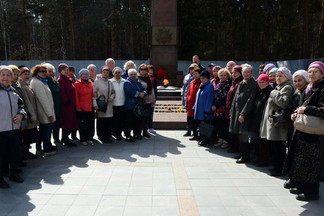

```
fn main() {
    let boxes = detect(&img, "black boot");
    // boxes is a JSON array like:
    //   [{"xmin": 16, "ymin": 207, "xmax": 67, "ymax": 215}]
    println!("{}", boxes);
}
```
[
  {"xmin": 0, "ymin": 178, "xmax": 10, "ymax": 189},
  {"xmin": 61, "ymin": 129, "xmax": 76, "ymax": 147},
  {"xmin": 9, "ymin": 171, "xmax": 24, "ymax": 183}
]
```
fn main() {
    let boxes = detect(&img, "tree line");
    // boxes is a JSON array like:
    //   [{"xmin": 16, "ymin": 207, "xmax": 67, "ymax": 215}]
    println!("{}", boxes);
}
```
[{"xmin": 1, "ymin": 0, "xmax": 324, "ymax": 61}]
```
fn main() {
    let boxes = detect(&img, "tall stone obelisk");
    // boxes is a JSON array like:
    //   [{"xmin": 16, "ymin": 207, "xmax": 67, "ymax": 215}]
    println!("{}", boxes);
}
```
[{"xmin": 151, "ymin": 0, "xmax": 178, "ymax": 86}]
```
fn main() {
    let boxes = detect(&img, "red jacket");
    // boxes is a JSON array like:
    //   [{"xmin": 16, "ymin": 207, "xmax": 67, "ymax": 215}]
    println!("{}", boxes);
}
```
[
  {"xmin": 186, "ymin": 79, "xmax": 201, "ymax": 117},
  {"xmin": 75, "ymin": 79, "xmax": 93, "ymax": 111}
]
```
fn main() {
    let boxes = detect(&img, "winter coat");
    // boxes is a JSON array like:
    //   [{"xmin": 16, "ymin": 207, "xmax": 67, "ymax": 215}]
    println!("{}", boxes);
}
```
[
  {"xmin": 93, "ymin": 76, "xmax": 115, "ymax": 118},
  {"xmin": 57, "ymin": 74, "xmax": 78, "ymax": 129},
  {"xmin": 186, "ymin": 79, "xmax": 201, "ymax": 117},
  {"xmin": 285, "ymin": 79, "xmax": 324, "ymax": 183},
  {"xmin": 229, "ymin": 77, "xmax": 258, "ymax": 134},
  {"xmin": 213, "ymin": 79, "xmax": 232, "ymax": 117},
  {"xmin": 260, "ymin": 80, "xmax": 294, "ymax": 141},
  {"xmin": 193, "ymin": 81, "xmax": 214, "ymax": 121},
  {"xmin": 0, "ymin": 84, "xmax": 26, "ymax": 132},
  {"xmin": 110, "ymin": 77, "xmax": 126, "ymax": 106},
  {"xmin": 19, "ymin": 78, "xmax": 39, "ymax": 129},
  {"xmin": 11, "ymin": 81, "xmax": 24, "ymax": 101},
  {"xmin": 248, "ymin": 85, "xmax": 273, "ymax": 139},
  {"xmin": 47, "ymin": 76, "xmax": 61, "ymax": 118},
  {"xmin": 138, "ymin": 74, "xmax": 156, "ymax": 104},
  {"xmin": 124, "ymin": 77, "xmax": 146, "ymax": 110},
  {"xmin": 225, "ymin": 76, "xmax": 243, "ymax": 120},
  {"xmin": 75, "ymin": 79, "xmax": 93, "ymax": 111},
  {"xmin": 211, "ymin": 77, "xmax": 220, "ymax": 90},
  {"xmin": 182, "ymin": 73, "xmax": 194, "ymax": 106},
  {"xmin": 30, "ymin": 77, "xmax": 56, "ymax": 124}
]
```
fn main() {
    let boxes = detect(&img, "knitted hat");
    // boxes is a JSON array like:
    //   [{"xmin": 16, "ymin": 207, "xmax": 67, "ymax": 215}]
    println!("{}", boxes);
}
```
[
  {"xmin": 257, "ymin": 74, "xmax": 270, "ymax": 83},
  {"xmin": 278, "ymin": 67, "xmax": 292, "ymax": 80},
  {"xmin": 263, "ymin": 63, "xmax": 276, "ymax": 74},
  {"xmin": 233, "ymin": 65, "xmax": 242, "ymax": 74},
  {"xmin": 293, "ymin": 70, "xmax": 309, "ymax": 83},
  {"xmin": 212, "ymin": 66, "xmax": 222, "ymax": 71},
  {"xmin": 0, "ymin": 65, "xmax": 13, "ymax": 76},
  {"xmin": 308, "ymin": 61, "xmax": 324, "ymax": 75},
  {"xmin": 58, "ymin": 63, "xmax": 69, "ymax": 73},
  {"xmin": 269, "ymin": 67, "xmax": 278, "ymax": 75},
  {"xmin": 100, "ymin": 65, "xmax": 109, "ymax": 73},
  {"xmin": 79, "ymin": 68, "xmax": 89, "ymax": 76},
  {"xmin": 112, "ymin": 67, "xmax": 123, "ymax": 74},
  {"xmin": 8, "ymin": 65, "xmax": 20, "ymax": 73}
]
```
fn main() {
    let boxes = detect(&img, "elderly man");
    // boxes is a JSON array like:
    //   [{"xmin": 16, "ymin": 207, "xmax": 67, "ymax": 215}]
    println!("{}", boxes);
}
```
[
  {"xmin": 192, "ymin": 55, "xmax": 205, "ymax": 71},
  {"xmin": 105, "ymin": 58, "xmax": 115, "ymax": 78},
  {"xmin": 226, "ymin": 61, "xmax": 236, "ymax": 74},
  {"xmin": 87, "ymin": 64, "xmax": 97, "ymax": 82}
]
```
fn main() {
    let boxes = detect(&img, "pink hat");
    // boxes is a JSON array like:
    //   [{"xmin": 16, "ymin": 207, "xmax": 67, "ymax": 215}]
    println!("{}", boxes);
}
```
[
  {"xmin": 233, "ymin": 65, "xmax": 242, "ymax": 73},
  {"xmin": 257, "ymin": 74, "xmax": 270, "ymax": 83},
  {"xmin": 58, "ymin": 63, "xmax": 69, "ymax": 73},
  {"xmin": 308, "ymin": 61, "xmax": 324, "ymax": 75}
]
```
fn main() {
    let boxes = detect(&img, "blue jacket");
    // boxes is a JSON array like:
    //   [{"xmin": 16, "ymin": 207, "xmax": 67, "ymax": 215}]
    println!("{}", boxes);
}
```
[
  {"xmin": 123, "ymin": 77, "xmax": 146, "ymax": 110},
  {"xmin": 193, "ymin": 81, "xmax": 214, "ymax": 120}
]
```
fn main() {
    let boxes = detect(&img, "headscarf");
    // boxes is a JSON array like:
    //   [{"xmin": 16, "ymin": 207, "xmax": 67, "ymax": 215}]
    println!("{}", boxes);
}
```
[
  {"xmin": 292, "ymin": 70, "xmax": 309, "ymax": 83},
  {"xmin": 263, "ymin": 63, "xmax": 276, "ymax": 74}
]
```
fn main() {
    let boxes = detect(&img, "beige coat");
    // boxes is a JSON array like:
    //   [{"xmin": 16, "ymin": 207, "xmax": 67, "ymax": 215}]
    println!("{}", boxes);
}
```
[
  {"xmin": 260, "ymin": 80, "xmax": 294, "ymax": 141},
  {"xmin": 93, "ymin": 76, "xmax": 115, "ymax": 118},
  {"xmin": 30, "ymin": 77, "xmax": 56, "ymax": 124},
  {"xmin": 19, "ymin": 78, "xmax": 39, "ymax": 129}
]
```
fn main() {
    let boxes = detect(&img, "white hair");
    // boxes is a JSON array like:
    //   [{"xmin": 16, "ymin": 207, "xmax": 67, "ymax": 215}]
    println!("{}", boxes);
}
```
[
  {"xmin": 128, "ymin": 68, "xmax": 137, "ymax": 76},
  {"xmin": 123, "ymin": 60, "xmax": 136, "ymax": 71},
  {"xmin": 105, "ymin": 58, "xmax": 115, "ymax": 65},
  {"xmin": 242, "ymin": 63, "xmax": 253, "ymax": 71},
  {"xmin": 87, "ymin": 64, "xmax": 96, "ymax": 70},
  {"xmin": 43, "ymin": 63, "xmax": 55, "ymax": 72}
]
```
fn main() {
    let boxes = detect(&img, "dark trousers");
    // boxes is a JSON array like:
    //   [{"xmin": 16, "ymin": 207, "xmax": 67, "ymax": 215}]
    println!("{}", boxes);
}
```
[
  {"xmin": 141, "ymin": 104, "xmax": 152, "ymax": 134},
  {"xmin": 297, "ymin": 181, "xmax": 320, "ymax": 195},
  {"xmin": 77, "ymin": 111, "xmax": 95, "ymax": 142},
  {"xmin": 39, "ymin": 123, "xmax": 52, "ymax": 153},
  {"xmin": 0, "ymin": 130, "xmax": 19, "ymax": 179},
  {"xmin": 252, "ymin": 138, "xmax": 271, "ymax": 164},
  {"xmin": 192, "ymin": 119, "xmax": 199, "ymax": 138},
  {"xmin": 113, "ymin": 106, "xmax": 125, "ymax": 138},
  {"xmin": 97, "ymin": 117, "xmax": 112, "ymax": 140},
  {"xmin": 186, "ymin": 116, "xmax": 194, "ymax": 135},
  {"xmin": 22, "ymin": 127, "xmax": 42, "ymax": 152},
  {"xmin": 197, "ymin": 120, "xmax": 211, "ymax": 144},
  {"xmin": 238, "ymin": 134, "xmax": 250, "ymax": 160},
  {"xmin": 52, "ymin": 118, "xmax": 60, "ymax": 141},
  {"xmin": 148, "ymin": 105, "xmax": 154, "ymax": 129},
  {"xmin": 125, "ymin": 109, "xmax": 141, "ymax": 137},
  {"xmin": 228, "ymin": 133, "xmax": 239, "ymax": 153},
  {"xmin": 270, "ymin": 140, "xmax": 286, "ymax": 173}
]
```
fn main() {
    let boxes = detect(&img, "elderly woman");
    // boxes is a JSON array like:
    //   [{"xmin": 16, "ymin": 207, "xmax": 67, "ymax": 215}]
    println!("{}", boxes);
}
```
[
  {"xmin": 212, "ymin": 68, "xmax": 232, "ymax": 148},
  {"xmin": 44, "ymin": 63, "xmax": 61, "ymax": 146},
  {"xmin": 225, "ymin": 65, "xmax": 243, "ymax": 153},
  {"xmin": 229, "ymin": 64, "xmax": 258, "ymax": 163},
  {"xmin": 282, "ymin": 70, "xmax": 309, "ymax": 190},
  {"xmin": 87, "ymin": 64, "xmax": 97, "ymax": 82},
  {"xmin": 57, "ymin": 63, "xmax": 78, "ymax": 147},
  {"xmin": 0, "ymin": 66, "xmax": 26, "ymax": 188},
  {"xmin": 210, "ymin": 66, "xmax": 222, "ymax": 88},
  {"xmin": 268, "ymin": 67, "xmax": 278, "ymax": 88},
  {"xmin": 193, "ymin": 70, "xmax": 214, "ymax": 146},
  {"xmin": 248, "ymin": 74, "xmax": 273, "ymax": 166},
  {"xmin": 9, "ymin": 65, "xmax": 24, "ymax": 100},
  {"xmin": 30, "ymin": 64, "xmax": 57, "ymax": 157},
  {"xmin": 123, "ymin": 69, "xmax": 146, "ymax": 142},
  {"xmin": 260, "ymin": 67, "xmax": 294, "ymax": 176},
  {"xmin": 18, "ymin": 66, "xmax": 41, "ymax": 158},
  {"xmin": 285, "ymin": 62, "xmax": 324, "ymax": 201},
  {"xmin": 138, "ymin": 64, "xmax": 156, "ymax": 138},
  {"xmin": 122, "ymin": 60, "xmax": 136, "ymax": 79},
  {"xmin": 75, "ymin": 69, "xmax": 94, "ymax": 145},
  {"xmin": 147, "ymin": 65, "xmax": 157, "ymax": 134},
  {"xmin": 105, "ymin": 58, "xmax": 115, "ymax": 79},
  {"xmin": 93, "ymin": 65, "xmax": 115, "ymax": 143},
  {"xmin": 186, "ymin": 68, "xmax": 201, "ymax": 140},
  {"xmin": 110, "ymin": 67, "xmax": 126, "ymax": 140}
]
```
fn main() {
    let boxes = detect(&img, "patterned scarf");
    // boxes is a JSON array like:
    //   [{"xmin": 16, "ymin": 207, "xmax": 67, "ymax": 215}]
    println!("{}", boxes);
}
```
[
  {"xmin": 139, "ymin": 75, "xmax": 153, "ymax": 95},
  {"xmin": 305, "ymin": 78, "xmax": 323, "ymax": 95}
]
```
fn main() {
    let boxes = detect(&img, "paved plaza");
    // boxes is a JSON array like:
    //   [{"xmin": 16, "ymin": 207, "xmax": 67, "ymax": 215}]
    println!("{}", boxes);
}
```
[{"xmin": 1, "ymin": 130, "xmax": 323, "ymax": 216}]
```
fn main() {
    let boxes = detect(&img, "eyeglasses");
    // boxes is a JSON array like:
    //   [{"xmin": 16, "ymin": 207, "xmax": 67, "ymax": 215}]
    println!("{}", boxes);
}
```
[
  {"xmin": 140, "ymin": 68, "xmax": 148, "ymax": 71},
  {"xmin": 39, "ymin": 70, "xmax": 47, "ymax": 73}
]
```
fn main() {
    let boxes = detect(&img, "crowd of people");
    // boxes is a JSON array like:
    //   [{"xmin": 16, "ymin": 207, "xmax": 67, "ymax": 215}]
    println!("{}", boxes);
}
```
[
  {"xmin": 0, "ymin": 59, "xmax": 157, "ymax": 189},
  {"xmin": 182, "ymin": 55, "xmax": 324, "ymax": 202},
  {"xmin": 0, "ymin": 55, "xmax": 323, "ymax": 202}
]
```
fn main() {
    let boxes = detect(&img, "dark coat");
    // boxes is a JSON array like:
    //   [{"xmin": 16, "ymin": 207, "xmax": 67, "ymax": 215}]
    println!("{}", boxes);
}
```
[
  {"xmin": 225, "ymin": 76, "xmax": 243, "ymax": 119},
  {"xmin": 285, "ymin": 79, "xmax": 324, "ymax": 183},
  {"xmin": 47, "ymin": 76, "xmax": 61, "ymax": 118},
  {"xmin": 213, "ymin": 79, "xmax": 232, "ymax": 117},
  {"xmin": 249, "ymin": 85, "xmax": 273, "ymax": 139},
  {"xmin": 57, "ymin": 74, "xmax": 78, "ymax": 129},
  {"xmin": 123, "ymin": 78, "xmax": 146, "ymax": 110},
  {"xmin": 229, "ymin": 77, "xmax": 258, "ymax": 134}
]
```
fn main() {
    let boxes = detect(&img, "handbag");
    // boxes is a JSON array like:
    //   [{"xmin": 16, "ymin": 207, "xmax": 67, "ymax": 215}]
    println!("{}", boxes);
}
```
[
  {"xmin": 96, "ymin": 95, "xmax": 107, "ymax": 112},
  {"xmin": 198, "ymin": 120, "xmax": 214, "ymax": 138},
  {"xmin": 134, "ymin": 99, "xmax": 148, "ymax": 118},
  {"xmin": 271, "ymin": 109, "xmax": 292, "ymax": 127},
  {"xmin": 294, "ymin": 92, "xmax": 324, "ymax": 135}
]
